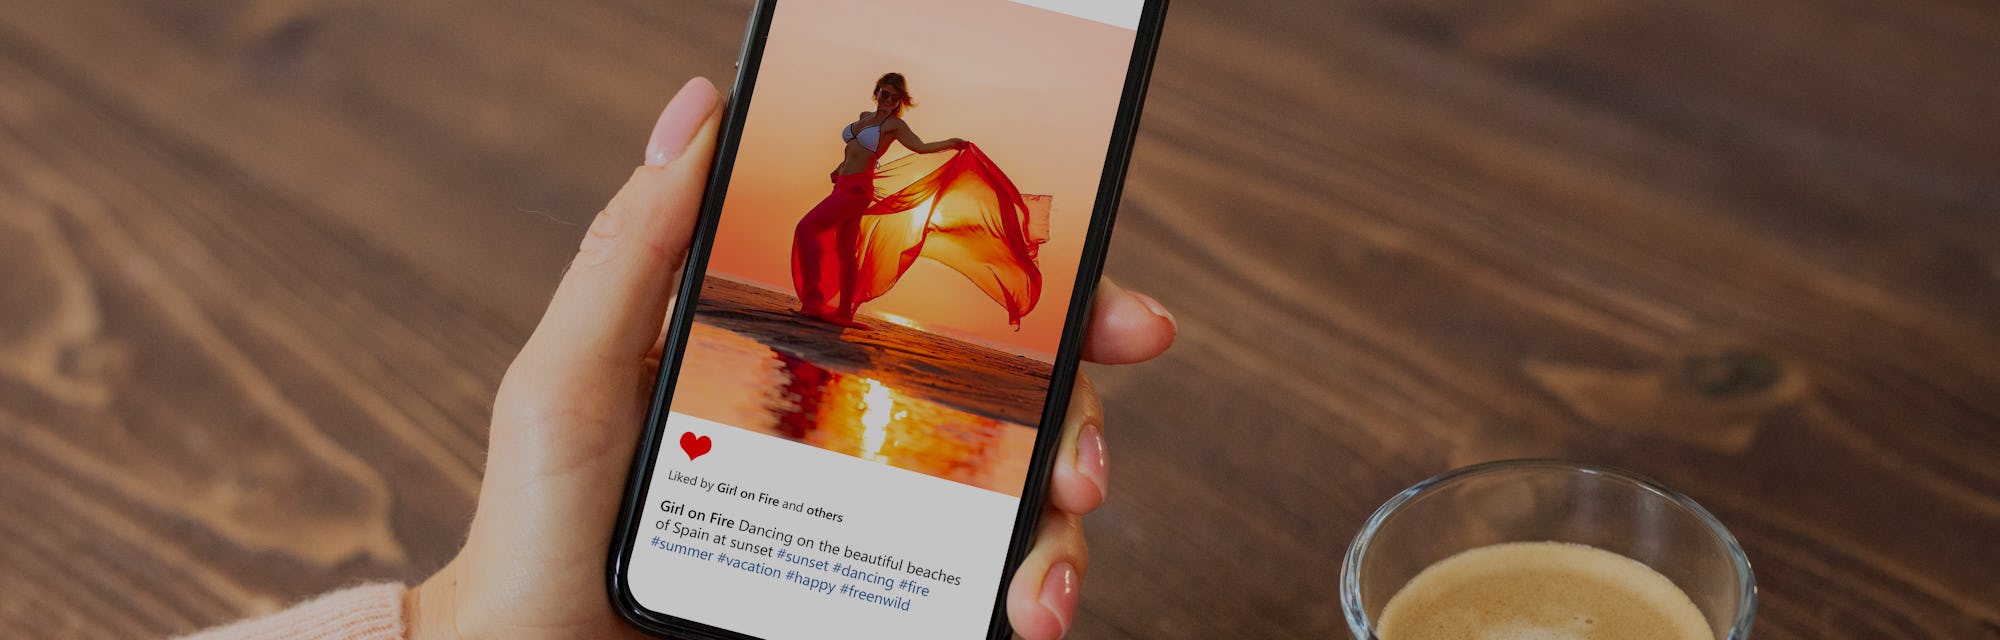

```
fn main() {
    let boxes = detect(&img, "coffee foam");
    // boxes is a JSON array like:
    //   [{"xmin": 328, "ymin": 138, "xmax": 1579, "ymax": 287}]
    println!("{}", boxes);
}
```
[{"xmin": 1375, "ymin": 541, "xmax": 1710, "ymax": 640}]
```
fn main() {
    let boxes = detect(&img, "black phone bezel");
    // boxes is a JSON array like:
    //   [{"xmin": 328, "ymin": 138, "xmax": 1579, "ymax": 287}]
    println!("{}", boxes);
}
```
[{"xmin": 607, "ymin": 1, "xmax": 1169, "ymax": 637}]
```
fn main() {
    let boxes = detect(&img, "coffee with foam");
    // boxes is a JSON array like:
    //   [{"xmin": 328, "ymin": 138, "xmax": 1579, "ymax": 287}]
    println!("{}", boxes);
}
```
[{"xmin": 1376, "ymin": 541, "xmax": 1710, "ymax": 640}]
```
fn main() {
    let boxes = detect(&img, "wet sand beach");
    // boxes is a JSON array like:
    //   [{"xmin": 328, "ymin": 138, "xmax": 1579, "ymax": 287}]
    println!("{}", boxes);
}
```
[{"xmin": 667, "ymin": 277, "xmax": 1053, "ymax": 496}]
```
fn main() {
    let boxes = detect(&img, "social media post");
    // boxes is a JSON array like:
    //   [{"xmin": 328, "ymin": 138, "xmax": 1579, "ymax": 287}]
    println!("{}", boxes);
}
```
[
  {"xmin": 628, "ymin": 414, "xmax": 1021, "ymax": 639},
  {"xmin": 625, "ymin": 0, "xmax": 1141, "ymax": 637}
]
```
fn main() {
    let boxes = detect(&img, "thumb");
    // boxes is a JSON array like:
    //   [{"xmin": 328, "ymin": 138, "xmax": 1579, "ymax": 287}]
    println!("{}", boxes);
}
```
[
  {"xmin": 447, "ymin": 79, "xmax": 721, "ymax": 637},
  {"xmin": 515, "ymin": 77, "xmax": 721, "ymax": 388},
  {"xmin": 494, "ymin": 77, "xmax": 721, "ymax": 480}
]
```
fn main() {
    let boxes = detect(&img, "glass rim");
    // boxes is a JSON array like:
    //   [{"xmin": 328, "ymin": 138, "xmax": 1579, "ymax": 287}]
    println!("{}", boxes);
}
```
[{"xmin": 1339, "ymin": 458, "xmax": 1757, "ymax": 639}]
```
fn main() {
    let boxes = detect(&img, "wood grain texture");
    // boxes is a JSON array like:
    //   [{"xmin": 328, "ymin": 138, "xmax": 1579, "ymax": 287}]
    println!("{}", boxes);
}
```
[{"xmin": 0, "ymin": 0, "xmax": 1994, "ymax": 638}]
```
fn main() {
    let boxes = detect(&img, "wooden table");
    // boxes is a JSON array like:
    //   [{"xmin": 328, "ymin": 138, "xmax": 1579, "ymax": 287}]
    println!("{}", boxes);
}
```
[{"xmin": 2, "ymin": 1, "xmax": 1995, "ymax": 637}]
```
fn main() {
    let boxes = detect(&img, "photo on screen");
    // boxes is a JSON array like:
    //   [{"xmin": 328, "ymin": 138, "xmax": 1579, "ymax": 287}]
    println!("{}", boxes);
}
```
[{"xmin": 665, "ymin": 0, "xmax": 1137, "ymax": 497}]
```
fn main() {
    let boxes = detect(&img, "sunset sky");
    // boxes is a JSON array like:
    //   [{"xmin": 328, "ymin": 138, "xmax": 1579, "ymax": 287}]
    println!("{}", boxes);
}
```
[{"xmin": 702, "ymin": 0, "xmax": 1138, "ymax": 358}]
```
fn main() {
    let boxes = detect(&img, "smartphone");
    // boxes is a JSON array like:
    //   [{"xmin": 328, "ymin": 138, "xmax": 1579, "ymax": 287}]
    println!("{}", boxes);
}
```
[{"xmin": 608, "ymin": 1, "xmax": 1166, "ymax": 637}]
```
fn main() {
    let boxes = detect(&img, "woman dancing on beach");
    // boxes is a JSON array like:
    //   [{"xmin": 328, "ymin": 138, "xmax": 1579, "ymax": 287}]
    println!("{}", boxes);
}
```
[{"xmin": 793, "ymin": 73, "xmax": 1048, "ymax": 329}]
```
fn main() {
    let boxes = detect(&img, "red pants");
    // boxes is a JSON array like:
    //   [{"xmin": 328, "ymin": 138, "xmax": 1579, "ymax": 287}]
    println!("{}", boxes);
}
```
[{"xmin": 791, "ymin": 171, "xmax": 875, "ymax": 319}]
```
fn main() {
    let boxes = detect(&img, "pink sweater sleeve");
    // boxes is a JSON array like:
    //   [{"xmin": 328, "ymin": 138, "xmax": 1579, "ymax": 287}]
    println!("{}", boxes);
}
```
[{"xmin": 175, "ymin": 583, "xmax": 406, "ymax": 640}]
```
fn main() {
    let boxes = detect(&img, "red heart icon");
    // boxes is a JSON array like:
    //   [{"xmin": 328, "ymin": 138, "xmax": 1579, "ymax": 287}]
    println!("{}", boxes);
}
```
[{"xmin": 680, "ymin": 431, "xmax": 713, "ymax": 461}]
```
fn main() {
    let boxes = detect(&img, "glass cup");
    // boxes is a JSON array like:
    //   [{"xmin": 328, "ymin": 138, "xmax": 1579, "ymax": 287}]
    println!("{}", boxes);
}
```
[{"xmin": 1340, "ymin": 459, "xmax": 1756, "ymax": 639}]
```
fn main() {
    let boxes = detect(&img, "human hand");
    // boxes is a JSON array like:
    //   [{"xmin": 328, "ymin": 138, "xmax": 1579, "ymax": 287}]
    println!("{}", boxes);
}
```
[{"xmin": 405, "ymin": 77, "xmax": 1177, "ymax": 640}]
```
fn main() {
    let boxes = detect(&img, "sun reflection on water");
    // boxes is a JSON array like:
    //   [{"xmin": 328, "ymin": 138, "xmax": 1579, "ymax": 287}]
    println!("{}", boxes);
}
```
[
  {"xmin": 870, "ymin": 311, "xmax": 927, "ymax": 331},
  {"xmin": 858, "ymin": 378, "xmax": 892, "ymax": 461},
  {"xmin": 672, "ymin": 319, "xmax": 1036, "ymax": 496}
]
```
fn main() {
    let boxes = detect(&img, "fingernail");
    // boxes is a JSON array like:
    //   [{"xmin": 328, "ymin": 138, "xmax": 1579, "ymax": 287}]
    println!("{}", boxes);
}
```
[
  {"xmin": 1132, "ymin": 291, "xmax": 1176, "ymax": 333},
  {"xmin": 1077, "ymin": 422, "xmax": 1108, "ymax": 500},
  {"xmin": 1039, "ymin": 562, "xmax": 1078, "ymax": 636},
  {"xmin": 645, "ymin": 77, "xmax": 718, "ymax": 166}
]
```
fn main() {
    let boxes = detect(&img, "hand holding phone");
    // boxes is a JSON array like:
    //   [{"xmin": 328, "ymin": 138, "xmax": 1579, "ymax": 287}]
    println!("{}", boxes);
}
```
[
  {"xmin": 402, "ymin": 74, "xmax": 1173, "ymax": 640},
  {"xmin": 607, "ymin": 1, "xmax": 1167, "ymax": 638}
]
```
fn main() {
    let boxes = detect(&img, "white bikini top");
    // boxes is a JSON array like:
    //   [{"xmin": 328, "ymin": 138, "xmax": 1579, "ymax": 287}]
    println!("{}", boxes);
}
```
[{"xmin": 842, "ymin": 115, "xmax": 886, "ymax": 153}]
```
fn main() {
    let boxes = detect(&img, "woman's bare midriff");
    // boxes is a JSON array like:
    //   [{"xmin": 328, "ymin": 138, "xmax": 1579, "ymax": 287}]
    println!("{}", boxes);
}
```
[{"xmin": 835, "ymin": 141, "xmax": 877, "ymax": 177}]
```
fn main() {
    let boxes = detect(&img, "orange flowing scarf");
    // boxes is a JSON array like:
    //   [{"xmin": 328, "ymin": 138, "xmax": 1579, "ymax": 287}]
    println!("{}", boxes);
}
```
[{"xmin": 848, "ymin": 144, "xmax": 1050, "ymax": 328}]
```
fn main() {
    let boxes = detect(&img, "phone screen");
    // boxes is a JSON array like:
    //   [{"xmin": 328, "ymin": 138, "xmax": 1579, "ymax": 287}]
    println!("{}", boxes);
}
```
[{"xmin": 618, "ymin": 1, "xmax": 1154, "ymax": 637}]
